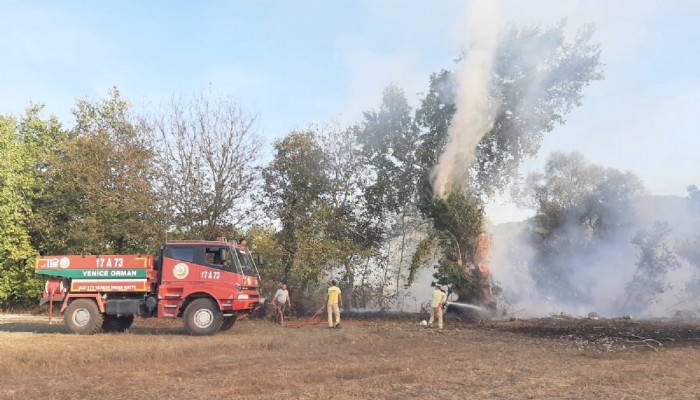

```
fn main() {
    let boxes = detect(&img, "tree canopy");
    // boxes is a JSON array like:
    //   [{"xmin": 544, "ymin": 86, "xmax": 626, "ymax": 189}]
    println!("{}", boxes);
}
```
[{"xmin": 410, "ymin": 23, "xmax": 603, "ymax": 302}]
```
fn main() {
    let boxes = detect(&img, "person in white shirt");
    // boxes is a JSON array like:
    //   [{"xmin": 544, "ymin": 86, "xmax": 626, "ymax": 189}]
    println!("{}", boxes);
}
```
[{"xmin": 272, "ymin": 283, "xmax": 291, "ymax": 324}]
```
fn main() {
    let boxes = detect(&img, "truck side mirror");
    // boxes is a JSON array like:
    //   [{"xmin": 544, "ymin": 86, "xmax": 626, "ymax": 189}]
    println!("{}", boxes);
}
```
[{"xmin": 256, "ymin": 254, "xmax": 264, "ymax": 266}]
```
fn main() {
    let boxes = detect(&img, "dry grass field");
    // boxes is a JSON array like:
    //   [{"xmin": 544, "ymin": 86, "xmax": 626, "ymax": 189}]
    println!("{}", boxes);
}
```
[{"xmin": 1, "ymin": 315, "xmax": 698, "ymax": 400}]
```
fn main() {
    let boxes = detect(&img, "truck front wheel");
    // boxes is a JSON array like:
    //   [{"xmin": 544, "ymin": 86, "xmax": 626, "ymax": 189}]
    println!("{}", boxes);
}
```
[
  {"xmin": 64, "ymin": 299, "xmax": 103, "ymax": 335},
  {"xmin": 183, "ymin": 298, "xmax": 223, "ymax": 336}
]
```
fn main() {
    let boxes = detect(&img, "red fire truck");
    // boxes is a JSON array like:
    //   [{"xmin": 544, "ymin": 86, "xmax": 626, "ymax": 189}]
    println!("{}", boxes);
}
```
[{"xmin": 35, "ymin": 238, "xmax": 261, "ymax": 336}]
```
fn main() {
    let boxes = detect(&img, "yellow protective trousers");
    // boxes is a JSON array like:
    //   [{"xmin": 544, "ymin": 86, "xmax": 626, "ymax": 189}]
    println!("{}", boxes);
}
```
[{"xmin": 327, "ymin": 303, "xmax": 340, "ymax": 327}]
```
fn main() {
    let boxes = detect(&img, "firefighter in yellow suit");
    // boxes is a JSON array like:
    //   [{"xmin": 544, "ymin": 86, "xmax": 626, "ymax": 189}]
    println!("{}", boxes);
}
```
[
  {"xmin": 327, "ymin": 279, "xmax": 342, "ymax": 328},
  {"xmin": 428, "ymin": 285, "xmax": 447, "ymax": 329}
]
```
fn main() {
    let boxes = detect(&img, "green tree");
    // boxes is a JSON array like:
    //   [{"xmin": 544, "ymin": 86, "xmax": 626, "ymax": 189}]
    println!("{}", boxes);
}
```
[
  {"xmin": 522, "ymin": 151, "xmax": 644, "ymax": 236},
  {"xmin": 245, "ymin": 225, "xmax": 287, "ymax": 297},
  {"xmin": 0, "ymin": 114, "xmax": 40, "ymax": 307},
  {"xmin": 34, "ymin": 88, "xmax": 163, "ymax": 255},
  {"xmin": 521, "ymin": 151, "xmax": 644, "ymax": 300},
  {"xmin": 319, "ymin": 124, "xmax": 383, "ymax": 308},
  {"xmin": 624, "ymin": 222, "xmax": 682, "ymax": 313},
  {"xmin": 263, "ymin": 126, "xmax": 382, "ymax": 309},
  {"xmin": 263, "ymin": 130, "xmax": 332, "ymax": 288},
  {"xmin": 358, "ymin": 85, "xmax": 425, "ymax": 303},
  {"xmin": 688, "ymin": 185, "xmax": 700, "ymax": 212},
  {"xmin": 360, "ymin": 85, "xmax": 420, "ymax": 217},
  {"xmin": 678, "ymin": 234, "xmax": 700, "ymax": 297},
  {"xmin": 0, "ymin": 104, "xmax": 68, "ymax": 307}
]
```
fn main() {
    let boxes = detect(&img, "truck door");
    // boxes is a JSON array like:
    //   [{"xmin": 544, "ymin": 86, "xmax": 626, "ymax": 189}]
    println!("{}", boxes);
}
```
[
  {"xmin": 201, "ymin": 245, "xmax": 244, "ymax": 295},
  {"xmin": 161, "ymin": 245, "xmax": 241, "ymax": 301}
]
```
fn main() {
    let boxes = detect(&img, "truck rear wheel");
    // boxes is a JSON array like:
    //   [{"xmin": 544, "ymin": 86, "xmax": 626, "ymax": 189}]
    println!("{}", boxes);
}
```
[
  {"xmin": 220, "ymin": 316, "xmax": 237, "ymax": 331},
  {"xmin": 102, "ymin": 315, "xmax": 134, "ymax": 333},
  {"xmin": 183, "ymin": 298, "xmax": 223, "ymax": 336},
  {"xmin": 64, "ymin": 299, "xmax": 103, "ymax": 335}
]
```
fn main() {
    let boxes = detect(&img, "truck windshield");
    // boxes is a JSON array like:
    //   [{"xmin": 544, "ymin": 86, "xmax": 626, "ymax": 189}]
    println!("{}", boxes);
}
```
[{"xmin": 234, "ymin": 248, "xmax": 257, "ymax": 276}]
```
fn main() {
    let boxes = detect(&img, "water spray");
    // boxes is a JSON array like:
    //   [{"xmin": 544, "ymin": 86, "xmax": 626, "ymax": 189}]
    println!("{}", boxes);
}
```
[
  {"xmin": 441, "ymin": 286, "xmax": 491, "ymax": 314},
  {"xmin": 445, "ymin": 301, "xmax": 489, "ymax": 314}
]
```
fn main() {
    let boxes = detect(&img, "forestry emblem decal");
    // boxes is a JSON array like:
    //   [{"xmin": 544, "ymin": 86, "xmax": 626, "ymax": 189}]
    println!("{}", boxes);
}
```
[{"xmin": 173, "ymin": 263, "xmax": 190, "ymax": 279}]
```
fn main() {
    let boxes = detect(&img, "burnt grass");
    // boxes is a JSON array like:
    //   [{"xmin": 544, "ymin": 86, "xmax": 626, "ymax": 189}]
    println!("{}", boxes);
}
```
[
  {"xmin": 326, "ymin": 310, "xmax": 700, "ymax": 352},
  {"xmin": 478, "ymin": 317, "xmax": 700, "ymax": 351}
]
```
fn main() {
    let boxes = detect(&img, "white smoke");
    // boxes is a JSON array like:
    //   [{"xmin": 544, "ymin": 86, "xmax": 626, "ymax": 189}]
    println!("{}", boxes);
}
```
[
  {"xmin": 490, "ymin": 195, "xmax": 700, "ymax": 318},
  {"xmin": 431, "ymin": 0, "xmax": 502, "ymax": 197}
]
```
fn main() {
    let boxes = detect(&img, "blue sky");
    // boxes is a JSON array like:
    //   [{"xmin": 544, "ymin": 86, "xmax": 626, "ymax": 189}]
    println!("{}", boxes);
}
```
[{"xmin": 2, "ymin": 0, "xmax": 698, "ymax": 223}]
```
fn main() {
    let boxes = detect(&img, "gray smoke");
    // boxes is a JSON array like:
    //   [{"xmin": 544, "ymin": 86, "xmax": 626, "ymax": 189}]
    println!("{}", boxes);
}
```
[{"xmin": 490, "ymin": 191, "xmax": 700, "ymax": 318}]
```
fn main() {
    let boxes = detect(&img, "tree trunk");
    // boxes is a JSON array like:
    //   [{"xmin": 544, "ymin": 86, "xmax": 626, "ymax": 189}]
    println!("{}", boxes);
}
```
[
  {"xmin": 380, "ymin": 241, "xmax": 391, "ymax": 311},
  {"xmin": 396, "ymin": 211, "xmax": 407, "ymax": 294},
  {"xmin": 345, "ymin": 264, "xmax": 356, "ymax": 310}
]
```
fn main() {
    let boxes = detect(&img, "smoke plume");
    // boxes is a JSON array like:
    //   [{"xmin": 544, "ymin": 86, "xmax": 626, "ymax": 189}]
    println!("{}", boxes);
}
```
[
  {"xmin": 490, "ymin": 193, "xmax": 700, "ymax": 318},
  {"xmin": 431, "ymin": 0, "xmax": 502, "ymax": 198}
]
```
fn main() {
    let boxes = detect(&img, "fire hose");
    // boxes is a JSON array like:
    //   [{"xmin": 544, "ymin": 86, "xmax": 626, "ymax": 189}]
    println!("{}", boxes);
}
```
[{"xmin": 244, "ymin": 302, "xmax": 371, "ymax": 328}]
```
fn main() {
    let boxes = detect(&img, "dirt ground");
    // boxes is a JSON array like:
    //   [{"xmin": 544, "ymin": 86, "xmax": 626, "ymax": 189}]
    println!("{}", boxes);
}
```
[{"xmin": 0, "ymin": 314, "xmax": 698, "ymax": 400}]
